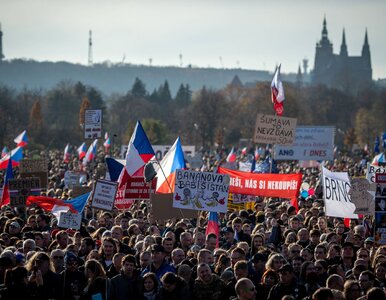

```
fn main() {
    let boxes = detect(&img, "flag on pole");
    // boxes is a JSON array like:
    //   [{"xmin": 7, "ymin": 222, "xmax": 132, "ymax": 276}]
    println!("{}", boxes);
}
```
[
  {"xmin": 156, "ymin": 137, "xmax": 186, "ymax": 193},
  {"xmin": 254, "ymin": 147, "xmax": 260, "ymax": 161},
  {"xmin": 1, "ymin": 147, "xmax": 8, "ymax": 158},
  {"xmin": 14, "ymin": 130, "xmax": 28, "ymax": 147},
  {"xmin": 77, "ymin": 142, "xmax": 87, "ymax": 160},
  {"xmin": 0, "ymin": 156, "xmax": 13, "ymax": 207},
  {"xmin": 271, "ymin": 64, "xmax": 285, "ymax": 116},
  {"xmin": 103, "ymin": 133, "xmax": 111, "ymax": 154},
  {"xmin": 0, "ymin": 147, "xmax": 23, "ymax": 169},
  {"xmin": 205, "ymin": 212, "xmax": 219, "ymax": 248},
  {"xmin": 226, "ymin": 147, "xmax": 236, "ymax": 163},
  {"xmin": 241, "ymin": 147, "xmax": 247, "ymax": 156},
  {"xmin": 374, "ymin": 136, "xmax": 380, "ymax": 154},
  {"xmin": 125, "ymin": 121, "xmax": 155, "ymax": 177},
  {"xmin": 83, "ymin": 139, "xmax": 98, "ymax": 166},
  {"xmin": 63, "ymin": 144, "xmax": 71, "ymax": 163}
]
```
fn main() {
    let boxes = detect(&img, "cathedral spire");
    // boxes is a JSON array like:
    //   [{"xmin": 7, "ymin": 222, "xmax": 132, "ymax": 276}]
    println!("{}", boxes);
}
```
[
  {"xmin": 340, "ymin": 28, "xmax": 348, "ymax": 57},
  {"xmin": 322, "ymin": 15, "xmax": 328, "ymax": 39},
  {"xmin": 362, "ymin": 28, "xmax": 370, "ymax": 57}
]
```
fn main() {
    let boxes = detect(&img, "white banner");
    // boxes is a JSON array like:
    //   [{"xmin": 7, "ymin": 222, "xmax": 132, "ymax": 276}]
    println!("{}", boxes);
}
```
[
  {"xmin": 58, "ymin": 212, "xmax": 82, "ymax": 230},
  {"xmin": 274, "ymin": 126, "xmax": 335, "ymax": 161},
  {"xmin": 322, "ymin": 167, "xmax": 358, "ymax": 219},
  {"xmin": 91, "ymin": 179, "xmax": 118, "ymax": 211},
  {"xmin": 173, "ymin": 169, "xmax": 229, "ymax": 213}
]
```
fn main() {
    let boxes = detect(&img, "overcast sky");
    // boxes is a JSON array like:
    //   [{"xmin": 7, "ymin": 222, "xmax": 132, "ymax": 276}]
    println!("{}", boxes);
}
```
[{"xmin": 1, "ymin": 0, "xmax": 385, "ymax": 78}]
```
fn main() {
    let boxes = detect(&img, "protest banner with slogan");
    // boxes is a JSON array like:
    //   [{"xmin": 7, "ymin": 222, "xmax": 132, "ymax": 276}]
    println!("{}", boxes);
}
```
[
  {"xmin": 64, "ymin": 171, "xmax": 87, "ymax": 189},
  {"xmin": 274, "ymin": 126, "xmax": 335, "ymax": 161},
  {"xmin": 227, "ymin": 194, "xmax": 246, "ymax": 211},
  {"xmin": 173, "ymin": 169, "xmax": 230, "ymax": 213},
  {"xmin": 375, "ymin": 174, "xmax": 386, "ymax": 245},
  {"xmin": 232, "ymin": 193, "xmax": 256, "ymax": 204},
  {"xmin": 322, "ymin": 167, "xmax": 358, "ymax": 219},
  {"xmin": 19, "ymin": 159, "xmax": 48, "ymax": 189},
  {"xmin": 72, "ymin": 186, "xmax": 92, "ymax": 198},
  {"xmin": 91, "ymin": 179, "xmax": 118, "ymax": 211},
  {"xmin": 58, "ymin": 211, "xmax": 82, "ymax": 230},
  {"xmin": 151, "ymin": 194, "xmax": 197, "ymax": 220},
  {"xmin": 9, "ymin": 177, "xmax": 41, "ymax": 207},
  {"xmin": 254, "ymin": 114, "xmax": 297, "ymax": 145},
  {"xmin": 114, "ymin": 178, "xmax": 156, "ymax": 210},
  {"xmin": 366, "ymin": 164, "xmax": 386, "ymax": 184},
  {"xmin": 239, "ymin": 161, "xmax": 252, "ymax": 172},
  {"xmin": 120, "ymin": 144, "xmax": 195, "ymax": 160},
  {"xmin": 349, "ymin": 178, "xmax": 374, "ymax": 215},
  {"xmin": 84, "ymin": 109, "xmax": 102, "ymax": 139},
  {"xmin": 217, "ymin": 167, "xmax": 302, "ymax": 199}
]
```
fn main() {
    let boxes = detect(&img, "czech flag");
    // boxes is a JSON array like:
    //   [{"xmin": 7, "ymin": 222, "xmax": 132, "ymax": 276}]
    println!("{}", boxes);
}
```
[
  {"xmin": 241, "ymin": 147, "xmax": 247, "ymax": 156},
  {"xmin": 125, "ymin": 121, "xmax": 155, "ymax": 177},
  {"xmin": 0, "ymin": 147, "xmax": 23, "ymax": 169},
  {"xmin": 103, "ymin": 132, "xmax": 111, "ymax": 154},
  {"xmin": 372, "ymin": 153, "xmax": 385, "ymax": 166},
  {"xmin": 206, "ymin": 212, "xmax": 219, "ymax": 248},
  {"xmin": 14, "ymin": 130, "xmax": 28, "ymax": 147},
  {"xmin": 83, "ymin": 139, "xmax": 98, "ymax": 166},
  {"xmin": 271, "ymin": 64, "xmax": 285, "ymax": 116},
  {"xmin": 1, "ymin": 147, "xmax": 8, "ymax": 158},
  {"xmin": 156, "ymin": 137, "xmax": 185, "ymax": 193},
  {"xmin": 63, "ymin": 144, "xmax": 71, "ymax": 163},
  {"xmin": 0, "ymin": 157, "xmax": 13, "ymax": 207},
  {"xmin": 226, "ymin": 147, "xmax": 236, "ymax": 163},
  {"xmin": 77, "ymin": 142, "xmax": 87, "ymax": 160}
]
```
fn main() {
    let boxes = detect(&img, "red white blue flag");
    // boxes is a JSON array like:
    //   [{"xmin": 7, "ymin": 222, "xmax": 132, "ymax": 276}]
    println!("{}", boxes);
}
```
[
  {"xmin": 63, "ymin": 144, "xmax": 71, "ymax": 163},
  {"xmin": 205, "ymin": 212, "xmax": 219, "ymax": 248},
  {"xmin": 103, "ymin": 132, "xmax": 111, "ymax": 153},
  {"xmin": 83, "ymin": 139, "xmax": 98, "ymax": 166},
  {"xmin": 1, "ymin": 147, "xmax": 8, "ymax": 158},
  {"xmin": 14, "ymin": 130, "xmax": 28, "ymax": 147},
  {"xmin": 0, "ymin": 147, "xmax": 23, "ymax": 169},
  {"xmin": 226, "ymin": 147, "xmax": 237, "ymax": 163},
  {"xmin": 0, "ymin": 156, "xmax": 13, "ymax": 207},
  {"xmin": 77, "ymin": 142, "xmax": 87, "ymax": 160},
  {"xmin": 271, "ymin": 64, "xmax": 285, "ymax": 116}
]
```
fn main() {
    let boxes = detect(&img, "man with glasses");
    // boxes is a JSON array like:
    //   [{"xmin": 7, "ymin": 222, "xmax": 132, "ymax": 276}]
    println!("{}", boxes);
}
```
[
  {"xmin": 50, "ymin": 249, "xmax": 65, "ymax": 274},
  {"xmin": 235, "ymin": 278, "xmax": 256, "ymax": 300}
]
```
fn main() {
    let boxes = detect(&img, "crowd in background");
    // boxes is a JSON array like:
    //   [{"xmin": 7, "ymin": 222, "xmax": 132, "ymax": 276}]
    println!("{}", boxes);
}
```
[{"xmin": 0, "ymin": 147, "xmax": 384, "ymax": 300}]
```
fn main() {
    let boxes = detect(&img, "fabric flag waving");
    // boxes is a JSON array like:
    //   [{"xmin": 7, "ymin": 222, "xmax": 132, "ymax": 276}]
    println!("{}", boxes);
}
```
[
  {"xmin": 383, "ymin": 133, "xmax": 386, "ymax": 149},
  {"xmin": 0, "ymin": 147, "xmax": 23, "ymax": 169},
  {"xmin": 83, "ymin": 139, "xmax": 98, "ymax": 166},
  {"xmin": 241, "ymin": 147, "xmax": 247, "ymax": 156},
  {"xmin": 1, "ymin": 147, "xmax": 8, "ymax": 158},
  {"xmin": 51, "ymin": 192, "xmax": 91, "ymax": 219},
  {"xmin": 14, "ymin": 130, "xmax": 28, "ymax": 147},
  {"xmin": 77, "ymin": 142, "xmax": 87, "ymax": 160},
  {"xmin": 63, "ymin": 144, "xmax": 71, "ymax": 163},
  {"xmin": 206, "ymin": 212, "xmax": 219, "ymax": 248},
  {"xmin": 226, "ymin": 147, "xmax": 237, "ymax": 163},
  {"xmin": 374, "ymin": 136, "xmax": 380, "ymax": 154},
  {"xmin": 125, "ymin": 120, "xmax": 155, "ymax": 177},
  {"xmin": 271, "ymin": 64, "xmax": 285, "ymax": 116},
  {"xmin": 103, "ymin": 132, "xmax": 111, "ymax": 154},
  {"xmin": 156, "ymin": 137, "xmax": 186, "ymax": 193},
  {"xmin": 372, "ymin": 153, "xmax": 385, "ymax": 166},
  {"xmin": 0, "ymin": 157, "xmax": 13, "ymax": 207}
]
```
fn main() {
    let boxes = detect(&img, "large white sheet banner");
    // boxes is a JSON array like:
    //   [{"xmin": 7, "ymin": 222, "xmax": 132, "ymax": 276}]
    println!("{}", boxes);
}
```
[
  {"xmin": 322, "ymin": 167, "xmax": 358, "ymax": 219},
  {"xmin": 173, "ymin": 169, "xmax": 230, "ymax": 213}
]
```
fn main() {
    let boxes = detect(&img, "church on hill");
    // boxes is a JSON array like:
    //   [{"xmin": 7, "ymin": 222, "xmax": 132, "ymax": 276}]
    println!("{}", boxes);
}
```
[{"xmin": 312, "ymin": 17, "xmax": 372, "ymax": 93}]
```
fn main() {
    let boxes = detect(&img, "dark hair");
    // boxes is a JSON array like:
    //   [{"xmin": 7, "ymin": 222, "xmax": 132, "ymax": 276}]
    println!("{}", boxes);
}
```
[
  {"xmin": 122, "ymin": 254, "xmax": 136, "ymax": 265},
  {"xmin": 312, "ymin": 287, "xmax": 334, "ymax": 300},
  {"xmin": 4, "ymin": 266, "xmax": 28, "ymax": 288},
  {"xmin": 143, "ymin": 272, "xmax": 158, "ymax": 291},
  {"xmin": 161, "ymin": 272, "xmax": 178, "ymax": 285},
  {"xmin": 367, "ymin": 287, "xmax": 386, "ymax": 300}
]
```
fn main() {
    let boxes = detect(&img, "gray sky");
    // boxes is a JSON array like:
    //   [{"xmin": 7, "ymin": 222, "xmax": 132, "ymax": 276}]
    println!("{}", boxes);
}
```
[{"xmin": 1, "ymin": 0, "xmax": 385, "ymax": 78}]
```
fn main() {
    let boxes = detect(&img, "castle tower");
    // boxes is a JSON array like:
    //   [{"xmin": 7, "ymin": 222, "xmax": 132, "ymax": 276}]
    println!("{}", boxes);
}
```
[
  {"xmin": 0, "ymin": 23, "xmax": 4, "ymax": 61},
  {"xmin": 340, "ymin": 28, "xmax": 348, "ymax": 57}
]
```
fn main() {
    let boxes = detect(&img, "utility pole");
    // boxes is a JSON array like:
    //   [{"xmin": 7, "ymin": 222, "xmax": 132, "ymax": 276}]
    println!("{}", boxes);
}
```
[{"xmin": 88, "ymin": 30, "xmax": 93, "ymax": 66}]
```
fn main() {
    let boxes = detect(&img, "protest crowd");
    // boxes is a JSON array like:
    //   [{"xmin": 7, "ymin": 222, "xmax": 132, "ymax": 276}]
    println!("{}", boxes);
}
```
[{"xmin": 0, "ymin": 141, "xmax": 385, "ymax": 300}]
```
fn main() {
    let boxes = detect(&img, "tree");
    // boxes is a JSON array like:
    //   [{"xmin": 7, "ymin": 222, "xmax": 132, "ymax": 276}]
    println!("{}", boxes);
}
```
[
  {"xmin": 175, "ymin": 84, "xmax": 191, "ymax": 107},
  {"xmin": 131, "ymin": 77, "xmax": 147, "ymax": 98},
  {"xmin": 141, "ymin": 118, "xmax": 168, "ymax": 144},
  {"xmin": 29, "ymin": 100, "xmax": 43, "ymax": 131},
  {"xmin": 158, "ymin": 81, "xmax": 172, "ymax": 103},
  {"xmin": 79, "ymin": 96, "xmax": 91, "ymax": 128}
]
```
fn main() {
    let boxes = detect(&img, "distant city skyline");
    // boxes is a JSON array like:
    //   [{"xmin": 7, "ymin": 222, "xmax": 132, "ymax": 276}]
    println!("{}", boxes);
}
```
[{"xmin": 1, "ymin": 0, "xmax": 385, "ymax": 79}]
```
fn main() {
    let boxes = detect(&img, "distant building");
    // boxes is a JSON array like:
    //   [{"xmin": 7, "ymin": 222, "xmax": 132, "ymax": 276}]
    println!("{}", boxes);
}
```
[{"xmin": 312, "ymin": 17, "xmax": 372, "ymax": 93}]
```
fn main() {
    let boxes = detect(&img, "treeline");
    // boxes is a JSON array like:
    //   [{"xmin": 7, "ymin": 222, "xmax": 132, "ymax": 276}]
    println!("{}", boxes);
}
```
[{"xmin": 0, "ymin": 78, "xmax": 385, "ymax": 153}]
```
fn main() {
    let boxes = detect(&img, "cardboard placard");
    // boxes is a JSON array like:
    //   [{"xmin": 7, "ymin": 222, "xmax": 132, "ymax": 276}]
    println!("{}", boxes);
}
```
[
  {"xmin": 151, "ymin": 194, "xmax": 197, "ymax": 220},
  {"xmin": 64, "ymin": 171, "xmax": 87, "ymax": 188},
  {"xmin": 254, "ymin": 114, "xmax": 297, "ymax": 145},
  {"xmin": 19, "ymin": 159, "xmax": 48, "ymax": 189},
  {"xmin": 9, "ymin": 177, "xmax": 41, "ymax": 207},
  {"xmin": 58, "ymin": 211, "xmax": 82, "ymax": 230},
  {"xmin": 375, "ymin": 174, "xmax": 386, "ymax": 245},
  {"xmin": 91, "ymin": 179, "xmax": 118, "ymax": 211},
  {"xmin": 84, "ymin": 109, "xmax": 102, "ymax": 139}
]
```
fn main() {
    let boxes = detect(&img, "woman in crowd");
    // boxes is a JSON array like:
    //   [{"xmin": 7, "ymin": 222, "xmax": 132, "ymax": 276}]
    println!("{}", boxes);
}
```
[
  {"xmin": 142, "ymin": 272, "xmax": 159, "ymax": 300},
  {"xmin": 81, "ymin": 259, "xmax": 108, "ymax": 300}
]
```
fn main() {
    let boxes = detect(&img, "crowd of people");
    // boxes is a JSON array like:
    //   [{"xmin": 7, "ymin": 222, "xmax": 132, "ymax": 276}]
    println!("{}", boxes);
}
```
[{"xmin": 0, "ymin": 147, "xmax": 384, "ymax": 300}]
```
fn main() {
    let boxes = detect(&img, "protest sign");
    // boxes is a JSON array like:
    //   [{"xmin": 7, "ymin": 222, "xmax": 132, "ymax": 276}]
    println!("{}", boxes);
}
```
[
  {"xmin": 239, "ymin": 161, "xmax": 252, "ymax": 172},
  {"xmin": 91, "ymin": 179, "xmax": 118, "ymax": 211},
  {"xmin": 349, "ymin": 178, "xmax": 374, "ymax": 215},
  {"xmin": 173, "ymin": 169, "xmax": 230, "ymax": 213},
  {"xmin": 217, "ymin": 167, "xmax": 302, "ymax": 199},
  {"xmin": 58, "ymin": 211, "xmax": 82, "ymax": 230},
  {"xmin": 19, "ymin": 159, "xmax": 48, "ymax": 189},
  {"xmin": 274, "ymin": 126, "xmax": 335, "ymax": 161},
  {"xmin": 254, "ymin": 114, "xmax": 297, "ymax": 145},
  {"xmin": 322, "ymin": 167, "xmax": 358, "ymax": 219},
  {"xmin": 114, "ymin": 178, "xmax": 156, "ymax": 210},
  {"xmin": 64, "ymin": 171, "xmax": 87, "ymax": 188},
  {"xmin": 232, "ymin": 193, "xmax": 256, "ymax": 204},
  {"xmin": 84, "ymin": 109, "xmax": 102, "ymax": 139},
  {"xmin": 375, "ymin": 174, "xmax": 386, "ymax": 245},
  {"xmin": 8, "ymin": 177, "xmax": 41, "ymax": 207},
  {"xmin": 227, "ymin": 194, "xmax": 246, "ymax": 211},
  {"xmin": 366, "ymin": 164, "xmax": 386, "ymax": 184},
  {"xmin": 151, "ymin": 194, "xmax": 197, "ymax": 220}
]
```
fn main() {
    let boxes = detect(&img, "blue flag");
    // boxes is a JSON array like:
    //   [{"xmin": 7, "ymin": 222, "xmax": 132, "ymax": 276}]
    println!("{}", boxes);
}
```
[{"xmin": 375, "ymin": 136, "xmax": 380, "ymax": 154}]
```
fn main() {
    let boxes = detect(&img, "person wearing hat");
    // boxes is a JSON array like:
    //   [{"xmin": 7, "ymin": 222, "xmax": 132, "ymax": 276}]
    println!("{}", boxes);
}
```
[
  {"xmin": 364, "ymin": 237, "xmax": 375, "ymax": 251},
  {"xmin": 267, "ymin": 264, "xmax": 306, "ymax": 300},
  {"xmin": 220, "ymin": 227, "xmax": 236, "ymax": 250},
  {"xmin": 59, "ymin": 251, "xmax": 86, "ymax": 300},
  {"xmin": 141, "ymin": 244, "xmax": 175, "ymax": 282}
]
